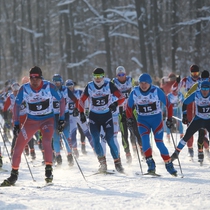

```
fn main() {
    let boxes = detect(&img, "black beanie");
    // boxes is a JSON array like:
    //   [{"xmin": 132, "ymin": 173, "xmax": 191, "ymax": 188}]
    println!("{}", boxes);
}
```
[
  {"xmin": 201, "ymin": 70, "xmax": 209, "ymax": 79},
  {"xmin": 29, "ymin": 66, "xmax": 42, "ymax": 78},
  {"xmin": 190, "ymin": 64, "xmax": 199, "ymax": 72},
  {"xmin": 93, "ymin": 68, "xmax": 104, "ymax": 74}
]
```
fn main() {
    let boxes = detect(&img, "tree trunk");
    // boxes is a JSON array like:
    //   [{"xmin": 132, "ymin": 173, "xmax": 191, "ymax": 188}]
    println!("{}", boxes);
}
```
[
  {"xmin": 171, "ymin": 0, "xmax": 178, "ymax": 72},
  {"xmin": 134, "ymin": 0, "xmax": 147, "ymax": 73},
  {"xmin": 153, "ymin": 0, "xmax": 162, "ymax": 77},
  {"xmin": 102, "ymin": 0, "xmax": 112, "ymax": 78},
  {"xmin": 27, "ymin": 0, "xmax": 35, "ymax": 65}
]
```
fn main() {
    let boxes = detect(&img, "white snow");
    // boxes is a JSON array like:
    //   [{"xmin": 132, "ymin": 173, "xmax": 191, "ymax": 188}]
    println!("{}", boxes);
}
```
[{"xmin": 0, "ymin": 119, "xmax": 210, "ymax": 210}]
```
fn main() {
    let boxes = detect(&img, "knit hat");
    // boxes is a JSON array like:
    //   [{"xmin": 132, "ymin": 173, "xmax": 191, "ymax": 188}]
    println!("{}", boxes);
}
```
[
  {"xmin": 29, "ymin": 66, "xmax": 42, "ymax": 78},
  {"xmin": 190, "ymin": 64, "xmax": 199, "ymax": 72},
  {"xmin": 138, "ymin": 73, "xmax": 152, "ymax": 85},
  {"xmin": 93, "ymin": 68, "xmax": 105, "ymax": 75},
  {"xmin": 65, "ymin": 79, "xmax": 74, "ymax": 87},
  {"xmin": 201, "ymin": 81, "xmax": 210, "ymax": 88},
  {"xmin": 116, "ymin": 66, "xmax": 126, "ymax": 75},
  {"xmin": 201, "ymin": 70, "xmax": 209, "ymax": 79}
]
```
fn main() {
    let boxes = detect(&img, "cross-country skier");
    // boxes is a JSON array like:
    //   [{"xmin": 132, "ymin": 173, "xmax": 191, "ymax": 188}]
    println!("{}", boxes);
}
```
[
  {"xmin": 78, "ymin": 68, "xmax": 125, "ymax": 173},
  {"xmin": 112, "ymin": 66, "xmax": 142, "ymax": 164},
  {"xmin": 171, "ymin": 80, "xmax": 210, "ymax": 163},
  {"xmin": 65, "ymin": 79, "xmax": 93, "ymax": 157},
  {"xmin": 52, "ymin": 74, "xmax": 78, "ymax": 167},
  {"xmin": 172, "ymin": 64, "xmax": 201, "ymax": 159},
  {"xmin": 1, "ymin": 66, "xmax": 65, "ymax": 186},
  {"xmin": 126, "ymin": 73, "xmax": 177, "ymax": 176}
]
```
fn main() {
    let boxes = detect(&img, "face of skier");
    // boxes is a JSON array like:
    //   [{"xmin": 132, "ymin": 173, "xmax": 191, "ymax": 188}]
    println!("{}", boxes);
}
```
[
  {"xmin": 93, "ymin": 74, "xmax": 105, "ymax": 87},
  {"xmin": 201, "ymin": 87, "xmax": 210, "ymax": 98},
  {"xmin": 67, "ymin": 84, "xmax": 74, "ymax": 91},
  {"xmin": 53, "ymin": 81, "xmax": 62, "ymax": 89},
  {"xmin": 191, "ymin": 71, "xmax": 200, "ymax": 80},
  {"xmin": 117, "ymin": 72, "xmax": 126, "ymax": 83},
  {"xmin": 139, "ymin": 82, "xmax": 150, "ymax": 91},
  {"xmin": 30, "ymin": 77, "xmax": 42, "ymax": 89}
]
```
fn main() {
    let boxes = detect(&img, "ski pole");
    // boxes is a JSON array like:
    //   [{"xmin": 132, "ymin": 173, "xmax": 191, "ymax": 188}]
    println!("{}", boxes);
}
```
[
  {"xmin": 170, "ymin": 130, "xmax": 184, "ymax": 178},
  {"xmin": 0, "ymin": 126, "xmax": 11, "ymax": 164},
  {"xmin": 23, "ymin": 151, "xmax": 36, "ymax": 182},
  {"xmin": 60, "ymin": 132, "xmax": 87, "ymax": 182},
  {"xmin": 129, "ymin": 127, "xmax": 143, "ymax": 174},
  {"xmin": 0, "ymin": 122, "xmax": 12, "ymax": 145},
  {"xmin": 134, "ymin": 139, "xmax": 143, "ymax": 174}
]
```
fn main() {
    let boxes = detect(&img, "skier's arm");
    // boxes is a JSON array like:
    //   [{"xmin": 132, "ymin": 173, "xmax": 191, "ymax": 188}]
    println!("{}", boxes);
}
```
[
  {"xmin": 78, "ymin": 86, "xmax": 89, "ymax": 113},
  {"xmin": 50, "ymin": 83, "xmax": 65, "ymax": 120},
  {"xmin": 182, "ymin": 92, "xmax": 196, "ymax": 113},
  {"xmin": 14, "ymin": 86, "xmax": 24, "ymax": 125},
  {"xmin": 158, "ymin": 88, "xmax": 172, "ymax": 118},
  {"xmin": 110, "ymin": 82, "xmax": 125, "ymax": 106},
  {"xmin": 126, "ymin": 91, "xmax": 135, "ymax": 118},
  {"xmin": 67, "ymin": 89, "xmax": 79, "ymax": 108}
]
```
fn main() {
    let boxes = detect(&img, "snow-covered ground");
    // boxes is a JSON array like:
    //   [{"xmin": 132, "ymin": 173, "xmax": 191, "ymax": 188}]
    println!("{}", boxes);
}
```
[{"xmin": 0, "ymin": 118, "xmax": 210, "ymax": 210}]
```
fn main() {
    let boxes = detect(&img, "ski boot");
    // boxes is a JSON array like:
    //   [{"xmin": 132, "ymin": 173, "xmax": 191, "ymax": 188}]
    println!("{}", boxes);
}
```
[
  {"xmin": 67, "ymin": 154, "xmax": 74, "ymax": 166},
  {"xmin": 73, "ymin": 148, "xmax": 79, "ymax": 159},
  {"xmin": 45, "ymin": 165, "xmax": 53, "ymax": 183},
  {"xmin": 198, "ymin": 151, "xmax": 204, "ymax": 165},
  {"xmin": 55, "ymin": 154, "xmax": 62, "ymax": 166},
  {"xmin": 0, "ymin": 156, "xmax": 2, "ymax": 168},
  {"xmin": 146, "ymin": 156, "xmax": 156, "ymax": 173},
  {"xmin": 165, "ymin": 161, "xmax": 177, "ymax": 176},
  {"xmin": 30, "ymin": 149, "xmax": 36, "ymax": 160},
  {"xmin": 125, "ymin": 152, "xmax": 132, "ymax": 164},
  {"xmin": 98, "ymin": 156, "xmax": 107, "ymax": 173},
  {"xmin": 188, "ymin": 148, "xmax": 194, "ymax": 160},
  {"xmin": 114, "ymin": 158, "xmax": 124, "ymax": 173},
  {"xmin": 1, "ymin": 169, "xmax": 18, "ymax": 186},
  {"xmin": 81, "ymin": 143, "xmax": 87, "ymax": 155}
]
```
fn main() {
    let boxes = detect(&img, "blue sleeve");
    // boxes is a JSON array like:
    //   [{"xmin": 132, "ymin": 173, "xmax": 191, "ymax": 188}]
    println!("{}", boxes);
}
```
[
  {"xmin": 50, "ymin": 83, "xmax": 62, "ymax": 101},
  {"xmin": 15, "ymin": 86, "xmax": 24, "ymax": 105},
  {"xmin": 183, "ymin": 92, "xmax": 195, "ymax": 105},
  {"xmin": 157, "ymin": 88, "xmax": 167, "ymax": 106},
  {"xmin": 127, "ymin": 91, "xmax": 134, "ymax": 108}
]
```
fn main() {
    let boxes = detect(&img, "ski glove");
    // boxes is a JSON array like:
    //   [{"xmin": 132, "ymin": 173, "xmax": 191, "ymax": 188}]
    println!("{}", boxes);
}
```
[
  {"xmin": 13, "ymin": 125, "xmax": 20, "ymax": 137},
  {"xmin": 182, "ymin": 114, "xmax": 188, "ymax": 125},
  {"xmin": 109, "ymin": 102, "xmax": 118, "ymax": 113},
  {"xmin": 127, "ymin": 118, "xmax": 134, "ymax": 129},
  {"xmin": 166, "ymin": 118, "xmax": 173, "ymax": 129},
  {"xmin": 121, "ymin": 111, "xmax": 127, "ymax": 123},
  {"xmin": 162, "ymin": 112, "xmax": 166, "ymax": 121},
  {"xmin": 58, "ymin": 120, "xmax": 65, "ymax": 133},
  {"xmin": 80, "ymin": 112, "xmax": 86, "ymax": 123},
  {"xmin": 72, "ymin": 108, "xmax": 79, "ymax": 117}
]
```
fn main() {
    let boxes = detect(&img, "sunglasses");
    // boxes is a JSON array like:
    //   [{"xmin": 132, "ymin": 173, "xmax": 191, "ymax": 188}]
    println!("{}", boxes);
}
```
[
  {"xmin": 117, "ymin": 73, "xmax": 126, "ymax": 77},
  {"xmin": 66, "ymin": 85, "xmax": 74, "ymax": 88},
  {"xmin": 191, "ymin": 72, "xmax": 200, "ymax": 77},
  {"xmin": 93, "ymin": 74, "xmax": 104, "ymax": 79},
  {"xmin": 201, "ymin": 87, "xmax": 210, "ymax": 91}
]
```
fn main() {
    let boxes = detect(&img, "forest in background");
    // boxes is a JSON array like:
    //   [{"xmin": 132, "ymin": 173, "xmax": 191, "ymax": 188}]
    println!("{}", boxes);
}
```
[{"xmin": 0, "ymin": 0, "xmax": 210, "ymax": 87}]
